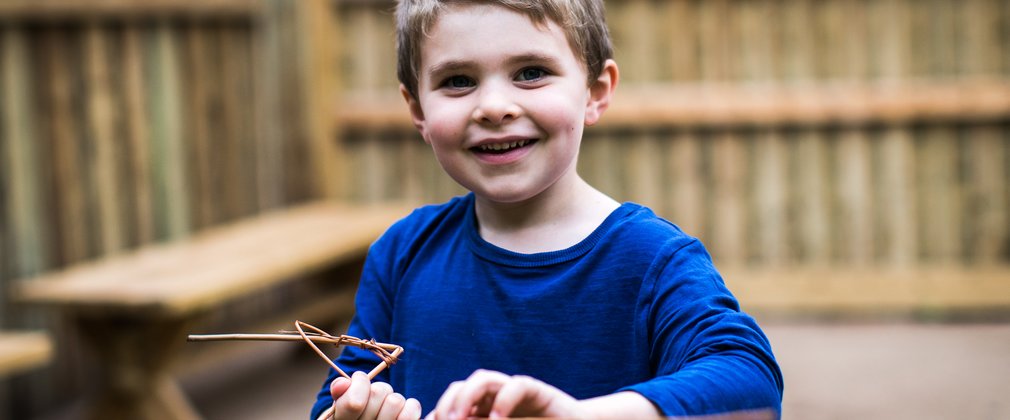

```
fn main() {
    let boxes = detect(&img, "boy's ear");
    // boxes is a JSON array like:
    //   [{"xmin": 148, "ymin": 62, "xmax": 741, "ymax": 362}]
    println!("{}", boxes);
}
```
[
  {"xmin": 400, "ymin": 84, "xmax": 430, "ymax": 142},
  {"xmin": 584, "ymin": 59, "xmax": 619, "ymax": 126}
]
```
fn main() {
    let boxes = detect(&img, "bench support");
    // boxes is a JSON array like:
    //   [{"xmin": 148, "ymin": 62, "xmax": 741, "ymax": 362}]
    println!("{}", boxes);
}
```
[{"xmin": 73, "ymin": 313, "xmax": 200, "ymax": 420}]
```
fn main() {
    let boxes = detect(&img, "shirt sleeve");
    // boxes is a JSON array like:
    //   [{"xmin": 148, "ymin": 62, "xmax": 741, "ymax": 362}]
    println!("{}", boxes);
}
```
[
  {"xmin": 620, "ymin": 239, "xmax": 784, "ymax": 417},
  {"xmin": 310, "ymin": 233, "xmax": 399, "ymax": 419}
]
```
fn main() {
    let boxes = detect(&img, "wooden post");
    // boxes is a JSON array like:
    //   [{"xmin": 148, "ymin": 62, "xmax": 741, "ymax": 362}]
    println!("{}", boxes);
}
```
[{"xmin": 297, "ymin": 0, "xmax": 343, "ymax": 200}]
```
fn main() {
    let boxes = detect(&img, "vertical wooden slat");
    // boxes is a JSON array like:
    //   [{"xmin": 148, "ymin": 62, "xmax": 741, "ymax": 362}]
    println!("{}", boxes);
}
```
[
  {"xmin": 794, "ymin": 129, "xmax": 831, "ymax": 264},
  {"xmin": 964, "ymin": 125, "xmax": 1007, "ymax": 264},
  {"xmin": 147, "ymin": 21, "xmax": 190, "ymax": 240},
  {"xmin": 753, "ymin": 129, "xmax": 788, "ymax": 265},
  {"xmin": 299, "ymin": 0, "xmax": 342, "ymax": 199},
  {"xmin": 219, "ymin": 25, "xmax": 247, "ymax": 218},
  {"xmin": 183, "ymin": 23, "xmax": 214, "ymax": 228},
  {"xmin": 738, "ymin": 0, "xmax": 774, "ymax": 82},
  {"xmin": 872, "ymin": 0, "xmax": 911, "ymax": 81},
  {"xmin": 123, "ymin": 24, "xmax": 155, "ymax": 246},
  {"xmin": 85, "ymin": 24, "xmax": 124, "ymax": 255},
  {"xmin": 256, "ymin": 0, "xmax": 285, "ymax": 210},
  {"xmin": 921, "ymin": 0, "xmax": 956, "ymax": 78},
  {"xmin": 824, "ymin": 0, "xmax": 868, "ymax": 81},
  {"xmin": 918, "ymin": 126, "xmax": 963, "ymax": 263},
  {"xmin": 580, "ymin": 133, "xmax": 621, "ymax": 200},
  {"xmin": 1, "ymin": 26, "xmax": 48, "ymax": 277},
  {"xmin": 664, "ymin": 0, "xmax": 698, "ymax": 82},
  {"xmin": 44, "ymin": 29, "xmax": 89, "ymax": 263},
  {"xmin": 666, "ymin": 130, "xmax": 704, "ymax": 238},
  {"xmin": 612, "ymin": 0, "xmax": 657, "ymax": 83},
  {"xmin": 624, "ymin": 132, "xmax": 663, "ymax": 211},
  {"xmin": 959, "ymin": 0, "xmax": 1001, "ymax": 77},
  {"xmin": 834, "ymin": 128, "xmax": 873, "ymax": 265},
  {"xmin": 697, "ymin": 0, "xmax": 731, "ymax": 82},
  {"xmin": 710, "ymin": 131, "xmax": 746, "ymax": 265},
  {"xmin": 781, "ymin": 0, "xmax": 814, "ymax": 82},
  {"xmin": 878, "ymin": 127, "xmax": 917, "ymax": 267},
  {"xmin": 399, "ymin": 133, "xmax": 426, "ymax": 203}
]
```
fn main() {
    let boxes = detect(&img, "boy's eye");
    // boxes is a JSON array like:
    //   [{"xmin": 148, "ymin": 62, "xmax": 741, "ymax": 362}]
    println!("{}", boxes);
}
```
[
  {"xmin": 443, "ymin": 75, "xmax": 475, "ymax": 89},
  {"xmin": 516, "ymin": 67, "xmax": 547, "ymax": 82}
]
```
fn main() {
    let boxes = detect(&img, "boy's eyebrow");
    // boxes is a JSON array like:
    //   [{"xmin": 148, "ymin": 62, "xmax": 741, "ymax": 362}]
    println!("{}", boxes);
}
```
[{"xmin": 425, "ymin": 52, "xmax": 562, "ymax": 77}]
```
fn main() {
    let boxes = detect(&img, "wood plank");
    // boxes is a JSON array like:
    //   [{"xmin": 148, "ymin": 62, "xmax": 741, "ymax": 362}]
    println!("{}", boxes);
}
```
[
  {"xmin": 148, "ymin": 22, "xmax": 191, "ymax": 240},
  {"xmin": 710, "ymin": 131, "xmax": 746, "ymax": 265},
  {"xmin": 834, "ymin": 128, "xmax": 874, "ymax": 265},
  {"xmin": 16, "ymin": 202, "xmax": 412, "ymax": 317},
  {"xmin": 0, "ymin": 332, "xmax": 52, "ymax": 378},
  {"xmin": 781, "ymin": 0, "xmax": 814, "ymax": 81},
  {"xmin": 918, "ymin": 126, "xmax": 962, "ymax": 263},
  {"xmin": 123, "ymin": 24, "xmax": 156, "ymax": 246},
  {"xmin": 0, "ymin": 0, "xmax": 259, "ymax": 20},
  {"xmin": 623, "ymin": 132, "xmax": 663, "ymax": 211},
  {"xmin": 959, "ymin": 0, "xmax": 1001, "ymax": 76},
  {"xmin": 183, "ymin": 23, "xmax": 214, "ymax": 229},
  {"xmin": 663, "ymin": 0, "xmax": 698, "ymax": 82},
  {"xmin": 964, "ymin": 126, "xmax": 1007, "ymax": 264},
  {"xmin": 753, "ymin": 129, "xmax": 788, "ymax": 265},
  {"xmin": 1, "ymin": 27, "xmax": 48, "ymax": 276},
  {"xmin": 665, "ymin": 130, "xmax": 704, "ymax": 238},
  {"xmin": 723, "ymin": 266, "xmax": 1010, "ymax": 319},
  {"xmin": 44, "ymin": 29, "xmax": 91, "ymax": 264},
  {"xmin": 793, "ymin": 129, "xmax": 831, "ymax": 264},
  {"xmin": 872, "ymin": 0, "xmax": 911, "ymax": 81},
  {"xmin": 85, "ymin": 24, "xmax": 125, "ymax": 255},
  {"xmin": 335, "ymin": 80, "xmax": 1010, "ymax": 130},
  {"xmin": 255, "ymin": 0, "xmax": 286, "ymax": 210},
  {"xmin": 878, "ymin": 127, "xmax": 917, "ymax": 266}
]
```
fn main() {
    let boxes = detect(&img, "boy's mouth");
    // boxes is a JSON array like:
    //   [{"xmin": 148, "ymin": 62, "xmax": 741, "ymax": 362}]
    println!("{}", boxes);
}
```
[{"xmin": 471, "ymin": 139, "xmax": 537, "ymax": 154}]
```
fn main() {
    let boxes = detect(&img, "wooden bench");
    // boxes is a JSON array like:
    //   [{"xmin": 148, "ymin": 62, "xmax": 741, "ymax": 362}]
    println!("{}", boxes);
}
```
[
  {"xmin": 722, "ymin": 266, "xmax": 1010, "ymax": 321},
  {"xmin": 15, "ymin": 201, "xmax": 410, "ymax": 420},
  {"xmin": 0, "ymin": 331, "xmax": 52, "ymax": 379}
]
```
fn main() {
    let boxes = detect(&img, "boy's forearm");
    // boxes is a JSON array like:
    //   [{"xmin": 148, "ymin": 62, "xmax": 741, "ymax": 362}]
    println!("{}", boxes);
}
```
[{"xmin": 577, "ymin": 391, "xmax": 663, "ymax": 420}]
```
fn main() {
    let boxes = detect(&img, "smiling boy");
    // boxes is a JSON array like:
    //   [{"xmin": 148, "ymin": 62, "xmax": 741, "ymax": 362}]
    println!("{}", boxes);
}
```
[{"xmin": 310, "ymin": 0, "xmax": 783, "ymax": 419}]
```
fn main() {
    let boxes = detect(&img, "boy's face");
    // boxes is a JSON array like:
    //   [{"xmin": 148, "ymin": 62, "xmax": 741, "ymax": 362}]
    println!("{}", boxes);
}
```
[{"xmin": 403, "ymin": 3, "xmax": 614, "ymax": 205}]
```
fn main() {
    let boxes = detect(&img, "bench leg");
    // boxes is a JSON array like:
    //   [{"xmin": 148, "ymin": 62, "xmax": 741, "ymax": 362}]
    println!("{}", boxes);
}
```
[{"xmin": 73, "ymin": 314, "xmax": 201, "ymax": 420}]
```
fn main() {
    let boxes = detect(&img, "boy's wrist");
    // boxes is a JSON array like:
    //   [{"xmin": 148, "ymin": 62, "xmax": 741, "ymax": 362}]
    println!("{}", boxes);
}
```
[{"xmin": 575, "ymin": 391, "xmax": 661, "ymax": 420}]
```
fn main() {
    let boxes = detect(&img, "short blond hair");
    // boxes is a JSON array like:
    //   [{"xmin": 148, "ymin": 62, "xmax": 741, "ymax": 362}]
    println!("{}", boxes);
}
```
[{"xmin": 396, "ymin": 0, "xmax": 613, "ymax": 100}]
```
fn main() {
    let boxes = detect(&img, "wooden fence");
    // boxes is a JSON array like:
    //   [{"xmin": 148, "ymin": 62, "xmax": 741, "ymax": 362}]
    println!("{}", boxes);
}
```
[
  {"xmin": 0, "ymin": 0, "xmax": 1008, "ymax": 417},
  {"xmin": 333, "ymin": 0, "xmax": 1010, "ymax": 267},
  {"xmin": 0, "ymin": 0, "xmax": 338, "ymax": 415}
]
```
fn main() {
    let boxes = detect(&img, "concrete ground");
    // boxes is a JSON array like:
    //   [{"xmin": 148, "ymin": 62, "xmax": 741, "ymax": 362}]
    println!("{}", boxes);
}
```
[{"xmin": 183, "ymin": 322, "xmax": 1010, "ymax": 420}]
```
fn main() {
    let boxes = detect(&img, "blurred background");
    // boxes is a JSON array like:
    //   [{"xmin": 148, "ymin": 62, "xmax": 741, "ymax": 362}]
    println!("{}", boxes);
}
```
[{"xmin": 1, "ymin": 0, "xmax": 1009, "ymax": 419}]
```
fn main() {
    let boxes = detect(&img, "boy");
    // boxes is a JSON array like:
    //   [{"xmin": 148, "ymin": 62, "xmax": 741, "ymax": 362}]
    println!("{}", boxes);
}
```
[{"xmin": 311, "ymin": 0, "xmax": 783, "ymax": 418}]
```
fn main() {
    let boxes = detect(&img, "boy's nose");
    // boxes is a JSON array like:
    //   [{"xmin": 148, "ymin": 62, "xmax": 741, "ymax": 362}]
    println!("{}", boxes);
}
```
[{"xmin": 471, "ymin": 85, "xmax": 521, "ymax": 125}]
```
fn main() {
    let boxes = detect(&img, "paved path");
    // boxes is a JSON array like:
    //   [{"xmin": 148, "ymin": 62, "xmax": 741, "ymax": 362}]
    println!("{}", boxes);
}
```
[{"xmin": 185, "ymin": 322, "xmax": 1010, "ymax": 420}]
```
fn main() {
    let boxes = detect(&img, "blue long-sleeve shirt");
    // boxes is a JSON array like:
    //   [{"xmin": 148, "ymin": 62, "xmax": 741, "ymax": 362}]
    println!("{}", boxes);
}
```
[{"xmin": 311, "ymin": 194, "xmax": 783, "ymax": 418}]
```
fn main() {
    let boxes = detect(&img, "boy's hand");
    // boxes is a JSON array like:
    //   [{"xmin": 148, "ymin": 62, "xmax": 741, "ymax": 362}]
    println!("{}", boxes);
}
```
[
  {"xmin": 328, "ymin": 371, "xmax": 422, "ymax": 420},
  {"xmin": 426, "ymin": 369, "xmax": 584, "ymax": 420}
]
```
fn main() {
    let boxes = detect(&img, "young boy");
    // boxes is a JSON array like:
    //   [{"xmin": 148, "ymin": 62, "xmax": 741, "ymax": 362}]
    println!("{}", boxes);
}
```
[{"xmin": 311, "ymin": 0, "xmax": 783, "ymax": 418}]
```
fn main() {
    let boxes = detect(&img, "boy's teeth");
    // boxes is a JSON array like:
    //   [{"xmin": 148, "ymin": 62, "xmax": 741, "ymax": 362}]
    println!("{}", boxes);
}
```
[{"xmin": 479, "ymin": 140, "xmax": 528, "ymax": 152}]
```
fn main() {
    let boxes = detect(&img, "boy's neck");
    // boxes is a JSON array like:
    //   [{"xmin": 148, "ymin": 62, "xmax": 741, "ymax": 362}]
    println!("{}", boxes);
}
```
[{"xmin": 473, "ymin": 174, "xmax": 620, "ymax": 254}]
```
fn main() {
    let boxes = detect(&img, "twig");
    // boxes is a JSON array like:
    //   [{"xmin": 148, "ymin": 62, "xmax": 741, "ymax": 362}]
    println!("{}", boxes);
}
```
[{"xmin": 187, "ymin": 320, "xmax": 403, "ymax": 380}]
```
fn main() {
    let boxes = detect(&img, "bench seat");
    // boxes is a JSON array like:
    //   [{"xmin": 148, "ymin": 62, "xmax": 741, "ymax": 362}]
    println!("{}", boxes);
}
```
[
  {"xmin": 0, "ymin": 331, "xmax": 52, "ymax": 378},
  {"xmin": 14, "ymin": 200, "xmax": 411, "ymax": 420}
]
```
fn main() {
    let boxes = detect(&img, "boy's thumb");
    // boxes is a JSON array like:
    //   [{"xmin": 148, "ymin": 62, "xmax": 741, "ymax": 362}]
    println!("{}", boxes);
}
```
[{"xmin": 330, "ymin": 376, "xmax": 351, "ymax": 398}]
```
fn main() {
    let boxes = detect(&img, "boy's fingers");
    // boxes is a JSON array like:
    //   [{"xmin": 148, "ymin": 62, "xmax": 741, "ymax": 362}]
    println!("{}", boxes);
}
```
[
  {"xmin": 431, "ymin": 380, "xmax": 463, "ymax": 420},
  {"xmin": 484, "ymin": 375, "xmax": 541, "ymax": 417},
  {"xmin": 398, "ymin": 398, "xmax": 422, "ymax": 420},
  {"xmin": 361, "ymin": 381, "xmax": 395, "ymax": 420},
  {"xmin": 375, "ymin": 392, "xmax": 407, "ymax": 420},
  {"xmin": 331, "ymin": 371, "xmax": 371, "ymax": 419},
  {"xmin": 330, "ymin": 376, "xmax": 351, "ymax": 399},
  {"xmin": 451, "ymin": 370, "xmax": 509, "ymax": 419}
]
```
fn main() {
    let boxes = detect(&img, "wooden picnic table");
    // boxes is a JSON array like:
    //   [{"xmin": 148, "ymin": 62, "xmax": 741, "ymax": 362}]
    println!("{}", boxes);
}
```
[{"xmin": 15, "ymin": 201, "xmax": 409, "ymax": 420}]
